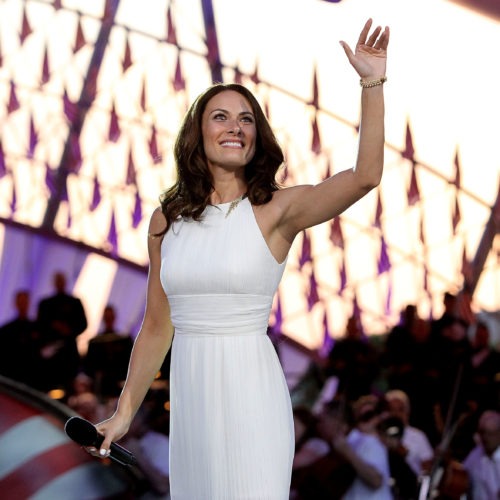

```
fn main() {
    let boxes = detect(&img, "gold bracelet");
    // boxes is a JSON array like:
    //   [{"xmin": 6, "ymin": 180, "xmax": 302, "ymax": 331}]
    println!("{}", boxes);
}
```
[{"xmin": 360, "ymin": 76, "xmax": 387, "ymax": 88}]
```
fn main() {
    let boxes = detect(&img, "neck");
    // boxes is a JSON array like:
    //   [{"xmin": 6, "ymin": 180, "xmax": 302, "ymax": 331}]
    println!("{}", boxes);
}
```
[
  {"xmin": 210, "ymin": 185, "xmax": 247, "ymax": 205},
  {"xmin": 209, "ymin": 166, "xmax": 247, "ymax": 205}
]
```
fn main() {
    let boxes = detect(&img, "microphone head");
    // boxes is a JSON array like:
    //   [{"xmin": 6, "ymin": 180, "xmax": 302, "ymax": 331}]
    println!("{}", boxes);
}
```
[{"xmin": 65, "ymin": 416, "xmax": 99, "ymax": 446}]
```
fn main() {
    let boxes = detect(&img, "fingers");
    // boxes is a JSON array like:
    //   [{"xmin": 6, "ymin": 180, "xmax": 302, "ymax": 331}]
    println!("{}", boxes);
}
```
[
  {"xmin": 357, "ymin": 18, "xmax": 373, "ymax": 46},
  {"xmin": 89, "ymin": 422, "xmax": 112, "ymax": 458},
  {"xmin": 339, "ymin": 40, "xmax": 354, "ymax": 62},
  {"xmin": 365, "ymin": 26, "xmax": 382, "ymax": 47},
  {"xmin": 85, "ymin": 446, "xmax": 110, "ymax": 459},
  {"xmin": 375, "ymin": 26, "xmax": 390, "ymax": 51},
  {"xmin": 99, "ymin": 438, "xmax": 112, "ymax": 457},
  {"xmin": 96, "ymin": 425, "xmax": 113, "ymax": 457},
  {"xmin": 357, "ymin": 19, "xmax": 390, "ymax": 51}
]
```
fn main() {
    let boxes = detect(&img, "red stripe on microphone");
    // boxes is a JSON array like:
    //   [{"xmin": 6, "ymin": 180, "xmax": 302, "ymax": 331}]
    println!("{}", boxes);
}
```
[{"xmin": 0, "ymin": 441, "xmax": 93, "ymax": 497}]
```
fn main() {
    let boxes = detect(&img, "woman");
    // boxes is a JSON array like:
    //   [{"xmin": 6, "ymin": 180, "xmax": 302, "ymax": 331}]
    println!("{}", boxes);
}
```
[{"xmin": 92, "ymin": 19, "xmax": 389, "ymax": 499}]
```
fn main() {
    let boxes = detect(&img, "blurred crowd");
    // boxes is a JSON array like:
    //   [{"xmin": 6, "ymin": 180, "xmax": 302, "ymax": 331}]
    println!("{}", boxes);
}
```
[
  {"xmin": 0, "ymin": 272, "xmax": 499, "ymax": 498},
  {"xmin": 288, "ymin": 293, "xmax": 500, "ymax": 499}
]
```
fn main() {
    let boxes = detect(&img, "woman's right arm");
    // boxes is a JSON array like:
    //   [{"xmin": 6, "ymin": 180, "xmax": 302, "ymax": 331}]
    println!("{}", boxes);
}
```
[{"xmin": 95, "ymin": 207, "xmax": 174, "ymax": 455}]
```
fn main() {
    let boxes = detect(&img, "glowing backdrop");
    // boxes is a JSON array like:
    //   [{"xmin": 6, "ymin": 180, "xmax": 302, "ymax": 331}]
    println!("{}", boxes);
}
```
[{"xmin": 0, "ymin": 0, "xmax": 498, "ymax": 352}]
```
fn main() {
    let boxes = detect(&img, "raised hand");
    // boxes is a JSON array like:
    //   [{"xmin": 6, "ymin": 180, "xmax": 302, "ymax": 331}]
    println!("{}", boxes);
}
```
[{"xmin": 340, "ymin": 18, "xmax": 389, "ymax": 80}]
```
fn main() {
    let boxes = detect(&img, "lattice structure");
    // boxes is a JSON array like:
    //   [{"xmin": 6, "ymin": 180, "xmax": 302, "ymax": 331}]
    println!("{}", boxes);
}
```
[{"xmin": 0, "ymin": 0, "xmax": 498, "ymax": 347}]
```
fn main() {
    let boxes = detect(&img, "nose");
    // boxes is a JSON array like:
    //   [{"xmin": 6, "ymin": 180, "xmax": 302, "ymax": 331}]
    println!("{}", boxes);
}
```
[{"xmin": 228, "ymin": 121, "xmax": 241, "ymax": 135}]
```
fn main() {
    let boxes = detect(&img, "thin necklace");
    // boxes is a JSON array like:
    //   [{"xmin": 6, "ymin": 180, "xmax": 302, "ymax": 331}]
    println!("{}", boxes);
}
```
[{"xmin": 225, "ymin": 195, "xmax": 244, "ymax": 218}]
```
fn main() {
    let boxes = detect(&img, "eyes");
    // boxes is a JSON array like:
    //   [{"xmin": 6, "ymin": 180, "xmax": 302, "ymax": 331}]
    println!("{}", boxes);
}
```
[{"xmin": 212, "ymin": 112, "xmax": 254, "ymax": 124}]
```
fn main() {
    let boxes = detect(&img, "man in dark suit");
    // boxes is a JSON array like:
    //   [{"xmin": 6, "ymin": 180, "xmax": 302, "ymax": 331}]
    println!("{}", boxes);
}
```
[
  {"xmin": 37, "ymin": 271, "xmax": 87, "ymax": 391},
  {"xmin": 0, "ymin": 290, "xmax": 43, "ymax": 388},
  {"xmin": 84, "ymin": 304, "xmax": 133, "ymax": 400}
]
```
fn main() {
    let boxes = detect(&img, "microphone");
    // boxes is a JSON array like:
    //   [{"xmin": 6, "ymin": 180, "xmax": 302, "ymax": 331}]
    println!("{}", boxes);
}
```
[{"xmin": 64, "ymin": 416, "xmax": 137, "ymax": 467}]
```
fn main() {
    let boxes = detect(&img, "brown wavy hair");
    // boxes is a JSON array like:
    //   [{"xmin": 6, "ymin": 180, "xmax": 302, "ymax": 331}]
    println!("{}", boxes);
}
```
[{"xmin": 158, "ymin": 83, "xmax": 284, "ymax": 233}]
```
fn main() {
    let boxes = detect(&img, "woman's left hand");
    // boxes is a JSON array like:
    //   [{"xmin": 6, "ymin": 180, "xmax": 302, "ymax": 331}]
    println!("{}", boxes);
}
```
[{"xmin": 340, "ymin": 18, "xmax": 389, "ymax": 80}]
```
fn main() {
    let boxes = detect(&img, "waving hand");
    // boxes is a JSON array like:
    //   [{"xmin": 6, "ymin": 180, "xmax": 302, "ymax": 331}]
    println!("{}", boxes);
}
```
[{"xmin": 340, "ymin": 18, "xmax": 389, "ymax": 80}]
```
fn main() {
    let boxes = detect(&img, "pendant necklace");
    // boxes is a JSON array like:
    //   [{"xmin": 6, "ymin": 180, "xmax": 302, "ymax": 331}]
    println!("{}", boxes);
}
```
[{"xmin": 225, "ymin": 195, "xmax": 244, "ymax": 218}]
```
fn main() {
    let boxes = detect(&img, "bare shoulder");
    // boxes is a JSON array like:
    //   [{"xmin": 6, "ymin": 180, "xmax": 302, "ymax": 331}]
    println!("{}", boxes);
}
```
[
  {"xmin": 149, "ymin": 207, "xmax": 167, "ymax": 235},
  {"xmin": 146, "ymin": 207, "xmax": 168, "ymax": 252}
]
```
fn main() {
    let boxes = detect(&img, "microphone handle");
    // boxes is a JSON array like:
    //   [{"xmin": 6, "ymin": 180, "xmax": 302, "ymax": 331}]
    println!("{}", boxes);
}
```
[
  {"xmin": 94, "ymin": 431, "xmax": 138, "ymax": 466},
  {"xmin": 109, "ymin": 442, "xmax": 138, "ymax": 466}
]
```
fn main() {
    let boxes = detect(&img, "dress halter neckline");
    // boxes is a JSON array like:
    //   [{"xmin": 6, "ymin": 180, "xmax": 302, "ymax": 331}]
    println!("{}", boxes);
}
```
[{"xmin": 210, "ymin": 195, "xmax": 246, "ymax": 217}]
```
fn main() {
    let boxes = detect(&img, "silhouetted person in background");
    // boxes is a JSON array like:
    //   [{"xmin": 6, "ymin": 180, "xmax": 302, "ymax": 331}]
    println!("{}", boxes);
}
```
[
  {"xmin": 469, "ymin": 321, "xmax": 500, "ymax": 413},
  {"xmin": 326, "ymin": 315, "xmax": 380, "ymax": 403},
  {"xmin": 0, "ymin": 289, "xmax": 42, "ymax": 388},
  {"xmin": 84, "ymin": 305, "xmax": 133, "ymax": 400},
  {"xmin": 383, "ymin": 306, "xmax": 441, "ymax": 446},
  {"xmin": 430, "ymin": 292, "xmax": 458, "ymax": 339},
  {"xmin": 431, "ymin": 316, "xmax": 474, "ymax": 451},
  {"xmin": 37, "ymin": 271, "xmax": 87, "ymax": 392},
  {"xmin": 383, "ymin": 305, "xmax": 418, "ymax": 389}
]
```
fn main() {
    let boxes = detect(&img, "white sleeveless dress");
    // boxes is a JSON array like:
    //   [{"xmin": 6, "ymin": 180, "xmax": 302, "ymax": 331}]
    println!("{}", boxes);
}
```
[{"xmin": 160, "ymin": 197, "xmax": 294, "ymax": 500}]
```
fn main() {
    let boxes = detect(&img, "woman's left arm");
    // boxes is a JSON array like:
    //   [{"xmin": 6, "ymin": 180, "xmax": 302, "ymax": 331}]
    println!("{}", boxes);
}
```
[{"xmin": 277, "ymin": 19, "xmax": 390, "ymax": 238}]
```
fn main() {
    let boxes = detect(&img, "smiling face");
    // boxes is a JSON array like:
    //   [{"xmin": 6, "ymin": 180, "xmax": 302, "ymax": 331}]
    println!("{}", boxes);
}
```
[{"xmin": 201, "ymin": 90, "xmax": 257, "ymax": 173}]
